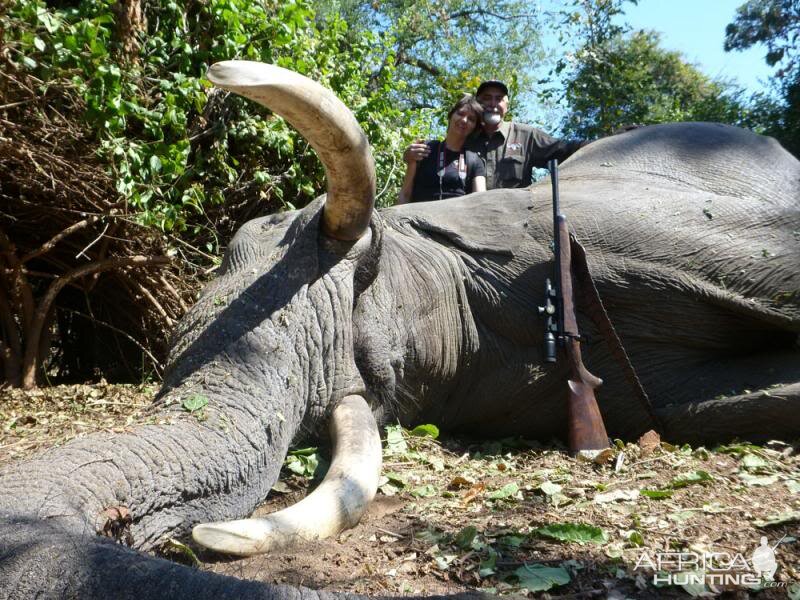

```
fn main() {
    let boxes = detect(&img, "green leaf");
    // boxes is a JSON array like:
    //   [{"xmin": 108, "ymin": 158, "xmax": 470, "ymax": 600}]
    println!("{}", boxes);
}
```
[
  {"xmin": 288, "ymin": 447, "xmax": 318, "ymax": 457},
  {"xmin": 627, "ymin": 530, "xmax": 644, "ymax": 546},
  {"xmin": 533, "ymin": 523, "xmax": 608, "ymax": 545},
  {"xmin": 284, "ymin": 452, "xmax": 320, "ymax": 478},
  {"xmin": 160, "ymin": 538, "xmax": 200, "ymax": 566},
  {"xmin": 669, "ymin": 470, "xmax": 713, "ymax": 489},
  {"xmin": 741, "ymin": 453, "xmax": 769, "ymax": 470},
  {"xmin": 454, "ymin": 525, "xmax": 477, "ymax": 549},
  {"xmin": 384, "ymin": 472, "xmax": 407, "ymax": 487},
  {"xmin": 479, "ymin": 547, "xmax": 497, "ymax": 577},
  {"xmin": 641, "ymin": 489, "xmax": 673, "ymax": 499},
  {"xmin": 182, "ymin": 394, "xmax": 208, "ymax": 412},
  {"xmin": 410, "ymin": 484, "xmax": 437, "ymax": 497},
  {"xmin": 514, "ymin": 564, "xmax": 571, "ymax": 592},
  {"xmin": 488, "ymin": 482, "xmax": 520, "ymax": 500},
  {"xmin": 384, "ymin": 424, "xmax": 407, "ymax": 455},
  {"xmin": 409, "ymin": 424, "xmax": 439, "ymax": 439}
]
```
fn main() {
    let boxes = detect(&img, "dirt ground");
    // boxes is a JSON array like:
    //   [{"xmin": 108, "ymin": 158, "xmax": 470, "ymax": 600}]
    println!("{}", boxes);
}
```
[{"xmin": 2, "ymin": 383, "xmax": 799, "ymax": 599}]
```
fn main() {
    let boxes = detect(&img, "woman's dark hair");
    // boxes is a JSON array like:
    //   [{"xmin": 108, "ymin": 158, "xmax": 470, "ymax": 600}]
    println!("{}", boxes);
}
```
[{"xmin": 447, "ymin": 94, "xmax": 483, "ymax": 122}]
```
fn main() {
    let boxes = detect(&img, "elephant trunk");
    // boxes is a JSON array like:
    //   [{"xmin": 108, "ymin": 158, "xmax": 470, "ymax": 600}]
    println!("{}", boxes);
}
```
[
  {"xmin": 192, "ymin": 394, "xmax": 382, "ymax": 556},
  {"xmin": 206, "ymin": 61, "xmax": 376, "ymax": 242}
]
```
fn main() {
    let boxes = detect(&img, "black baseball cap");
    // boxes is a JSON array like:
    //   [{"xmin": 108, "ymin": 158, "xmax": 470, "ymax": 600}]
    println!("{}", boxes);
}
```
[{"xmin": 476, "ymin": 80, "xmax": 509, "ymax": 97}]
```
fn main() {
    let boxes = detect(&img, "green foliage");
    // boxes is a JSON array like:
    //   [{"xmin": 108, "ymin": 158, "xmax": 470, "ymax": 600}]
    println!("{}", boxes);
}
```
[
  {"xmin": 724, "ymin": 0, "xmax": 798, "ymax": 68},
  {"xmin": 561, "ymin": 28, "xmax": 769, "ymax": 137},
  {"xmin": 409, "ymin": 423, "xmax": 439, "ymax": 439},
  {"xmin": 513, "ymin": 564, "xmax": 571, "ymax": 592},
  {"xmin": 313, "ymin": 0, "xmax": 545, "ymax": 124},
  {"xmin": 540, "ymin": 0, "xmax": 776, "ymax": 139},
  {"xmin": 1, "ymin": 0, "xmax": 421, "ymax": 245},
  {"xmin": 668, "ymin": 469, "xmax": 713, "ymax": 488},
  {"xmin": 284, "ymin": 447, "xmax": 323, "ymax": 478},
  {"xmin": 725, "ymin": 0, "xmax": 799, "ymax": 156},
  {"xmin": 533, "ymin": 522, "xmax": 608, "ymax": 544},
  {"xmin": 182, "ymin": 393, "xmax": 208, "ymax": 412}
]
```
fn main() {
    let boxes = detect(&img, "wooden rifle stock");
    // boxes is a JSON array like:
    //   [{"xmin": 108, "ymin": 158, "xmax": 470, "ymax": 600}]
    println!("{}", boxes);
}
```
[
  {"xmin": 540, "ymin": 159, "xmax": 609, "ymax": 455},
  {"xmin": 556, "ymin": 215, "xmax": 609, "ymax": 454}
]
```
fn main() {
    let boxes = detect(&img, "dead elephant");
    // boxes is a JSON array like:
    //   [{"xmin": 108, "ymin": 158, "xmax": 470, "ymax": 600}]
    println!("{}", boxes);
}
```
[{"xmin": 1, "ymin": 61, "xmax": 798, "ymax": 599}]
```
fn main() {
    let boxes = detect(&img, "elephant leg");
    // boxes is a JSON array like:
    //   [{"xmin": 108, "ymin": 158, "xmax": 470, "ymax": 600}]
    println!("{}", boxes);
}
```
[{"xmin": 656, "ymin": 380, "xmax": 800, "ymax": 445}]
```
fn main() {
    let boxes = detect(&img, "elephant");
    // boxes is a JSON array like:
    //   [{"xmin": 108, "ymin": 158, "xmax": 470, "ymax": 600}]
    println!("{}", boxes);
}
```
[{"xmin": 1, "ymin": 61, "xmax": 798, "ymax": 599}]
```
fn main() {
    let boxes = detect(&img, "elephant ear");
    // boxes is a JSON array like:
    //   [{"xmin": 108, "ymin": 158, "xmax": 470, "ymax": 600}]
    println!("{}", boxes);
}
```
[{"xmin": 386, "ymin": 192, "xmax": 531, "ymax": 256}]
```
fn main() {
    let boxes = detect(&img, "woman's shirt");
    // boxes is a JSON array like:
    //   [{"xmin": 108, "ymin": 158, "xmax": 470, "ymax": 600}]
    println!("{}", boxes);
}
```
[{"xmin": 410, "ymin": 141, "xmax": 485, "ymax": 202}]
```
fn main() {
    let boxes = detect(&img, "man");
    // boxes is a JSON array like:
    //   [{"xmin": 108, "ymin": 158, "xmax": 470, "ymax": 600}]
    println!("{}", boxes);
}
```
[{"xmin": 404, "ymin": 80, "xmax": 586, "ymax": 190}]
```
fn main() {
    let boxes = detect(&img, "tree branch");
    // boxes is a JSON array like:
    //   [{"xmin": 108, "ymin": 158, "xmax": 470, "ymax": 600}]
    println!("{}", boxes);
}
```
[
  {"xmin": 446, "ymin": 8, "xmax": 536, "ymax": 21},
  {"xmin": 20, "ymin": 255, "xmax": 171, "ymax": 388},
  {"xmin": 20, "ymin": 216, "xmax": 102, "ymax": 264},
  {"xmin": 396, "ymin": 55, "xmax": 443, "ymax": 77}
]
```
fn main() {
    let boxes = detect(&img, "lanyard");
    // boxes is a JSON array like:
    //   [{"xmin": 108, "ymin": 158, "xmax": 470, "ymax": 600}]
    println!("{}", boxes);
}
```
[{"xmin": 437, "ymin": 142, "xmax": 466, "ymax": 200}]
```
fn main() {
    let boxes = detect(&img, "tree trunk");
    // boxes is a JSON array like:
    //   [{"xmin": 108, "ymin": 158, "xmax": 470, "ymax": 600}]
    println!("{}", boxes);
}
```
[{"xmin": 113, "ymin": 0, "xmax": 146, "ymax": 63}]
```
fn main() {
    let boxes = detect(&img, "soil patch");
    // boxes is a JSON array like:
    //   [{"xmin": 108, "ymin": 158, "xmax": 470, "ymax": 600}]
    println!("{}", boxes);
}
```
[{"xmin": 2, "ymin": 384, "xmax": 798, "ymax": 598}]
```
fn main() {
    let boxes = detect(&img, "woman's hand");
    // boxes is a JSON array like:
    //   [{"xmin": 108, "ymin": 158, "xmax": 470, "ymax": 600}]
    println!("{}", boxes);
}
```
[{"xmin": 403, "ymin": 140, "xmax": 430, "ymax": 164}]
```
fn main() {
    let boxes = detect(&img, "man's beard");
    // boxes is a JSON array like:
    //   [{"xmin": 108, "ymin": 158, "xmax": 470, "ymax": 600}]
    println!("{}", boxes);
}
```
[{"xmin": 483, "ymin": 111, "xmax": 502, "ymax": 126}]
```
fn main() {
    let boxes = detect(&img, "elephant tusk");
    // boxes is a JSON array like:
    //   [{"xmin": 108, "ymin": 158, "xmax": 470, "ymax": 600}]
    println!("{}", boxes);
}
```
[
  {"xmin": 192, "ymin": 394, "xmax": 382, "ymax": 556},
  {"xmin": 206, "ymin": 60, "xmax": 376, "ymax": 241}
]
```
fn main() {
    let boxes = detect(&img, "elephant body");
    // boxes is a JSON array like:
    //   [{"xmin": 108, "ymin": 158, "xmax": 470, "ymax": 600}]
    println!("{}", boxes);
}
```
[{"xmin": 1, "ymin": 62, "xmax": 798, "ymax": 599}]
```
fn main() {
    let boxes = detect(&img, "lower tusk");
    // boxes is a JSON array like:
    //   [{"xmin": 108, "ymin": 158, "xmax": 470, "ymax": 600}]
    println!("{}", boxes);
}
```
[{"xmin": 192, "ymin": 394, "xmax": 382, "ymax": 556}]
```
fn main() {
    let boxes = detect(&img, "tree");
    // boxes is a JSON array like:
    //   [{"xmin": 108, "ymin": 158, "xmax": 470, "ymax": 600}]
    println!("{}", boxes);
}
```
[
  {"xmin": 561, "ymin": 30, "xmax": 769, "ymax": 138},
  {"xmin": 543, "ymin": 1, "xmax": 769, "ymax": 139},
  {"xmin": 312, "ymin": 0, "xmax": 545, "ymax": 121},
  {"xmin": 725, "ymin": 0, "xmax": 800, "ymax": 156},
  {"xmin": 0, "ymin": 0, "xmax": 425, "ymax": 387}
]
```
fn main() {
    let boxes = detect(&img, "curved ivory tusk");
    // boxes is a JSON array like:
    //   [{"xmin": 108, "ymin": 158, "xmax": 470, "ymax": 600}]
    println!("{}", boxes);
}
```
[
  {"xmin": 192, "ymin": 394, "xmax": 382, "ymax": 556},
  {"xmin": 206, "ymin": 60, "xmax": 376, "ymax": 241}
]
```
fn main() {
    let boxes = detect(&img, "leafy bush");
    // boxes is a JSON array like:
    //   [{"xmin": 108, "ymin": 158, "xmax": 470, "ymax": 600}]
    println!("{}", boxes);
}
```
[{"xmin": 3, "ymin": 0, "xmax": 422, "ymax": 236}]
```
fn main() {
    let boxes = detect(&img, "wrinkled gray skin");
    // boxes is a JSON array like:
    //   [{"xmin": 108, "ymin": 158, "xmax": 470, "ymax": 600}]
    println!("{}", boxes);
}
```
[{"xmin": 1, "ymin": 122, "xmax": 799, "ymax": 599}]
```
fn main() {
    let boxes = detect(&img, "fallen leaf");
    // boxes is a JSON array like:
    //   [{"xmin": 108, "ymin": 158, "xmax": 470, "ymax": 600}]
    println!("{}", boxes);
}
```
[
  {"xmin": 641, "ymin": 489, "xmax": 673, "ymax": 499},
  {"xmin": 514, "ymin": 564, "xmax": 571, "ymax": 592},
  {"xmin": 462, "ymin": 482, "xmax": 485, "ymax": 505},
  {"xmin": 753, "ymin": 510, "xmax": 800, "ymax": 528},
  {"xmin": 533, "ymin": 522, "xmax": 608, "ymax": 544},
  {"xmin": 538, "ymin": 481, "xmax": 562, "ymax": 496},
  {"xmin": 738, "ymin": 472, "xmax": 779, "ymax": 487},
  {"xmin": 637, "ymin": 430, "xmax": 660, "ymax": 455},
  {"xmin": 594, "ymin": 488, "xmax": 640, "ymax": 504},
  {"xmin": 448, "ymin": 475, "xmax": 474, "ymax": 489},
  {"xmin": 669, "ymin": 470, "xmax": 713, "ymax": 488}
]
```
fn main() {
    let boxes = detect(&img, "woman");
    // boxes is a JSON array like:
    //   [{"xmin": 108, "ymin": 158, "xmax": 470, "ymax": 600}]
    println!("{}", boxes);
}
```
[{"xmin": 397, "ymin": 95, "xmax": 486, "ymax": 204}]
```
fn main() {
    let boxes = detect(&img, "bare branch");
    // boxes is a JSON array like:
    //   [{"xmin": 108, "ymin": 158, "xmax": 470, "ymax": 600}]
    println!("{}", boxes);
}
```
[
  {"xmin": 396, "ymin": 56, "xmax": 442, "ymax": 77},
  {"xmin": 446, "ymin": 8, "xmax": 536, "ymax": 21},
  {"xmin": 20, "ymin": 255, "xmax": 171, "ymax": 388},
  {"xmin": 20, "ymin": 217, "xmax": 102, "ymax": 264}
]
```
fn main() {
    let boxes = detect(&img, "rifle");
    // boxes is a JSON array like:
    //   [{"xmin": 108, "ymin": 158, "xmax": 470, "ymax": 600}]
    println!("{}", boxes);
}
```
[{"xmin": 538, "ymin": 159, "xmax": 610, "ymax": 455}]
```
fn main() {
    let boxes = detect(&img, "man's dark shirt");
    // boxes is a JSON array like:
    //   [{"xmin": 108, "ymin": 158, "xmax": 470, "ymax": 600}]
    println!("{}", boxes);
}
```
[
  {"xmin": 410, "ymin": 141, "xmax": 486, "ymax": 202},
  {"xmin": 466, "ymin": 121, "xmax": 585, "ymax": 189}
]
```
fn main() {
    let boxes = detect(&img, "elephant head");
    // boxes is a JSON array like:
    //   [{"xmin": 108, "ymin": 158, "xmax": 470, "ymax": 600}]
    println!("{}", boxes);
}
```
[{"xmin": 1, "ymin": 61, "xmax": 799, "ymax": 599}]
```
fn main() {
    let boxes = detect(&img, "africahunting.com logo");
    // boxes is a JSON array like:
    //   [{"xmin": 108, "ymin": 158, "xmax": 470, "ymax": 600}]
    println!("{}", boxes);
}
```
[{"xmin": 634, "ymin": 535, "xmax": 795, "ymax": 592}]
